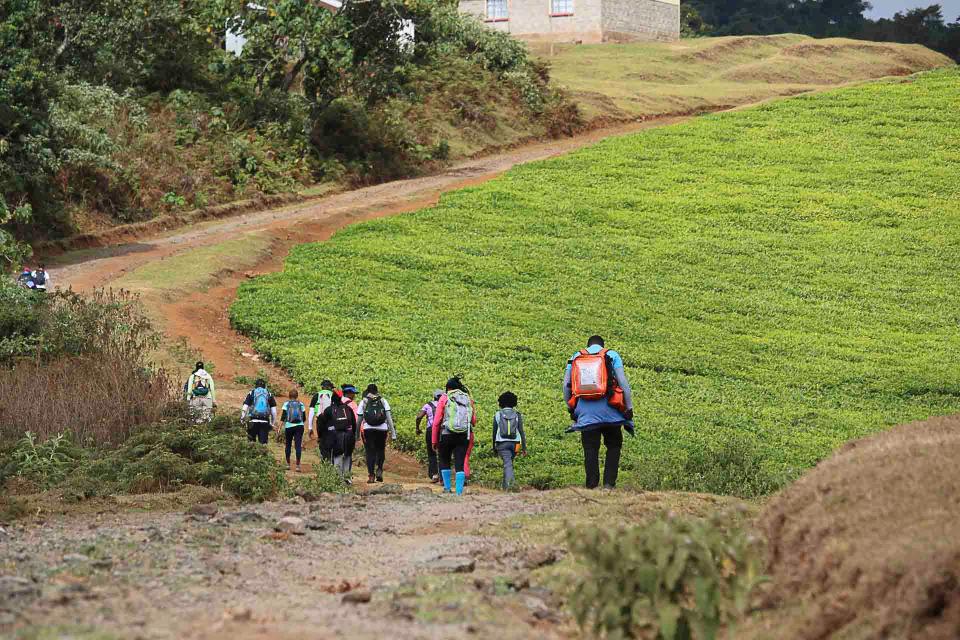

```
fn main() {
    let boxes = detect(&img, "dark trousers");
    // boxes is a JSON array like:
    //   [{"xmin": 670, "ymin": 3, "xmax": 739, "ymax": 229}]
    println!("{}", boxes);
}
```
[
  {"xmin": 247, "ymin": 421, "xmax": 271, "ymax": 444},
  {"xmin": 425, "ymin": 426, "xmax": 439, "ymax": 478},
  {"xmin": 581, "ymin": 425, "xmax": 623, "ymax": 489},
  {"xmin": 438, "ymin": 432, "xmax": 469, "ymax": 473},
  {"xmin": 319, "ymin": 429, "xmax": 333, "ymax": 462},
  {"xmin": 284, "ymin": 425, "xmax": 304, "ymax": 464},
  {"xmin": 364, "ymin": 429, "xmax": 388, "ymax": 478}
]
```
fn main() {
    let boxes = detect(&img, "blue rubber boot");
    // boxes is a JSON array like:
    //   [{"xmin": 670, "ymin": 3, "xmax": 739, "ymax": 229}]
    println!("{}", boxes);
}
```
[
  {"xmin": 441, "ymin": 469, "xmax": 452, "ymax": 493},
  {"xmin": 455, "ymin": 471, "xmax": 465, "ymax": 496}
]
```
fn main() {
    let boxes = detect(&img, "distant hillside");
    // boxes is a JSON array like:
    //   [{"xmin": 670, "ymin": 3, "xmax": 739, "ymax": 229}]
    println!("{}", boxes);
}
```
[{"xmin": 537, "ymin": 34, "xmax": 954, "ymax": 123}]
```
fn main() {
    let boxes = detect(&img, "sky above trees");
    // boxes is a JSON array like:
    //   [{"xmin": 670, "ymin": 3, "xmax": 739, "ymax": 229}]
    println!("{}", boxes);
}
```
[{"xmin": 866, "ymin": 0, "xmax": 960, "ymax": 18}]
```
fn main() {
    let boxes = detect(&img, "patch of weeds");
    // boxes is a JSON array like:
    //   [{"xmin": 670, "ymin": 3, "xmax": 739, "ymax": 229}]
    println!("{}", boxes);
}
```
[
  {"xmin": 0, "ymin": 495, "xmax": 29, "ymax": 522},
  {"xmin": 289, "ymin": 463, "xmax": 346, "ymax": 499},
  {"xmin": 567, "ymin": 507, "xmax": 765, "ymax": 640},
  {"xmin": 53, "ymin": 417, "xmax": 285, "ymax": 503},
  {"xmin": 9, "ymin": 432, "xmax": 86, "ymax": 489}
]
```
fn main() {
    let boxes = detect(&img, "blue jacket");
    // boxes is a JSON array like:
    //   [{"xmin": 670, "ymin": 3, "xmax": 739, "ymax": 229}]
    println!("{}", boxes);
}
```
[{"xmin": 563, "ymin": 345, "xmax": 634, "ymax": 433}]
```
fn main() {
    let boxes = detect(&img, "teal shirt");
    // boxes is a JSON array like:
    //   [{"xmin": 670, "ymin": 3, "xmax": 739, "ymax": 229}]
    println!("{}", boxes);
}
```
[{"xmin": 281, "ymin": 401, "xmax": 305, "ymax": 428}]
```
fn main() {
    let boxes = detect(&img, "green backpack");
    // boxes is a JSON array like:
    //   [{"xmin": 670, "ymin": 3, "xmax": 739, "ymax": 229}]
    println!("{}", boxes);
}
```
[{"xmin": 444, "ymin": 390, "xmax": 473, "ymax": 434}]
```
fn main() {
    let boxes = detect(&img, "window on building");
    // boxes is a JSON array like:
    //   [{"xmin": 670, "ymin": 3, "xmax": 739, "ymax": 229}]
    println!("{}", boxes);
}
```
[
  {"xmin": 551, "ymin": 0, "xmax": 573, "ymax": 14},
  {"xmin": 486, "ymin": 0, "xmax": 508, "ymax": 20}
]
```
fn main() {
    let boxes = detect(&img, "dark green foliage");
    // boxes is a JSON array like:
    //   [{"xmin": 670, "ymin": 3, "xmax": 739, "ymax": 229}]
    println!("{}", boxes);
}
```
[
  {"xmin": 48, "ymin": 418, "xmax": 287, "ymax": 502},
  {"xmin": 567, "ymin": 510, "xmax": 765, "ymax": 640}
]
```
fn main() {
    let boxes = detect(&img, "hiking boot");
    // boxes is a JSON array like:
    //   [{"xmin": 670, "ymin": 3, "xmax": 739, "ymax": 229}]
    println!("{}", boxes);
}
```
[
  {"xmin": 375, "ymin": 472, "xmax": 383, "ymax": 482},
  {"xmin": 430, "ymin": 475, "xmax": 439, "ymax": 484},
  {"xmin": 602, "ymin": 484, "xmax": 616, "ymax": 490},
  {"xmin": 367, "ymin": 475, "xmax": 376, "ymax": 484},
  {"xmin": 295, "ymin": 464, "xmax": 302, "ymax": 473}
]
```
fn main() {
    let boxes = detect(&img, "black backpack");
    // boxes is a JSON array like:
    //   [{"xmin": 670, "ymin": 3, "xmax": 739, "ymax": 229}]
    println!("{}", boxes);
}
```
[
  {"xmin": 332, "ymin": 405, "xmax": 353, "ymax": 432},
  {"xmin": 363, "ymin": 396, "xmax": 387, "ymax": 426}
]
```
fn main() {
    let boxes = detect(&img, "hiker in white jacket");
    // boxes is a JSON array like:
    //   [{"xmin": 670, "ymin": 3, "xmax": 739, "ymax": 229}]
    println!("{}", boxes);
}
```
[{"xmin": 184, "ymin": 362, "xmax": 216, "ymax": 422}]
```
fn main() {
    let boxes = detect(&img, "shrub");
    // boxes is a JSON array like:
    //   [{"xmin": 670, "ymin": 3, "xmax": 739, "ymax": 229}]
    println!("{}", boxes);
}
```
[
  {"xmin": 290, "ymin": 463, "xmax": 347, "ymax": 499},
  {"xmin": 52, "ymin": 417, "xmax": 286, "ymax": 502},
  {"xmin": 567, "ymin": 509, "xmax": 766, "ymax": 640},
  {"xmin": 633, "ymin": 435, "xmax": 797, "ymax": 499}
]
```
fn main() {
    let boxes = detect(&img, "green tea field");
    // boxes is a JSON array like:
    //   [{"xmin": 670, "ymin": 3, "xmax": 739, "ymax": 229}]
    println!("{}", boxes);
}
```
[{"xmin": 230, "ymin": 69, "xmax": 960, "ymax": 495}]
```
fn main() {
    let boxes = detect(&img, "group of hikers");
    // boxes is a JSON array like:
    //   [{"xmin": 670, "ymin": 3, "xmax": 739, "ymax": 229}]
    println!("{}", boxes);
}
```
[
  {"xmin": 14, "ymin": 264, "xmax": 51, "ymax": 292},
  {"xmin": 184, "ymin": 335, "xmax": 633, "ymax": 492}
]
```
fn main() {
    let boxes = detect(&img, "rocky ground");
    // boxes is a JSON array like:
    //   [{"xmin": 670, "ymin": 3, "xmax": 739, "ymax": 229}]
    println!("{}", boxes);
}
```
[{"xmin": 0, "ymin": 484, "xmax": 733, "ymax": 640}]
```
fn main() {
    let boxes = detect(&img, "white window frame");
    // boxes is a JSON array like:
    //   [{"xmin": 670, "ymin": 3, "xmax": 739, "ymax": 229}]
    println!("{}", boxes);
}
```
[
  {"xmin": 486, "ymin": 0, "xmax": 508, "ymax": 20},
  {"xmin": 550, "ymin": 0, "xmax": 574, "ymax": 15}
]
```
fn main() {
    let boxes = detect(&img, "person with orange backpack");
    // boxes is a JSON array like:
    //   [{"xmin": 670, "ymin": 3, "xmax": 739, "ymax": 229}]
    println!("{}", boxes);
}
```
[{"xmin": 564, "ymin": 335, "xmax": 634, "ymax": 490}]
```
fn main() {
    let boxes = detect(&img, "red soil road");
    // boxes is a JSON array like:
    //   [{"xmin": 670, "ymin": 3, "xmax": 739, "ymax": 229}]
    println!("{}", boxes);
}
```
[{"xmin": 47, "ymin": 116, "xmax": 690, "ymax": 485}]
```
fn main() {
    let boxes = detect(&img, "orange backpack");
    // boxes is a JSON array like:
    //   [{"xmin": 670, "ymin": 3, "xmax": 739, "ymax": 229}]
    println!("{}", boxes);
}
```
[{"xmin": 568, "ymin": 348, "xmax": 626, "ymax": 412}]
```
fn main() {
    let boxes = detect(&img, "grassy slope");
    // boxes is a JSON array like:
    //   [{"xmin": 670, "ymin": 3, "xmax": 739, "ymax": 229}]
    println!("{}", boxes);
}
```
[
  {"xmin": 230, "ymin": 69, "xmax": 960, "ymax": 491},
  {"xmin": 538, "ymin": 34, "xmax": 954, "ymax": 123}
]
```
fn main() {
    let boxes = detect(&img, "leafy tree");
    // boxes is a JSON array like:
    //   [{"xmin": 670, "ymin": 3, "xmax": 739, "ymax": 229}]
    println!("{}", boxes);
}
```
[{"xmin": 0, "ymin": 0, "xmax": 59, "ymax": 266}]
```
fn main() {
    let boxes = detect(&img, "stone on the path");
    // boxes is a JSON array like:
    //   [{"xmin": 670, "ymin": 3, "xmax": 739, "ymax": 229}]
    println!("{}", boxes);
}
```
[
  {"xmin": 225, "ymin": 606, "xmax": 252, "ymax": 622},
  {"xmin": 0, "ymin": 576, "xmax": 39, "ymax": 606},
  {"xmin": 91, "ymin": 558, "xmax": 113, "ymax": 571},
  {"xmin": 524, "ymin": 546, "xmax": 561, "ymax": 569},
  {"xmin": 342, "ymin": 589, "xmax": 372, "ymax": 604},
  {"xmin": 62, "ymin": 553, "xmax": 90, "ymax": 563},
  {"xmin": 222, "ymin": 511, "xmax": 265, "ymax": 524},
  {"xmin": 434, "ymin": 557, "xmax": 476, "ymax": 574},
  {"xmin": 274, "ymin": 516, "xmax": 305, "ymax": 535},
  {"xmin": 304, "ymin": 517, "xmax": 335, "ymax": 531},
  {"xmin": 369, "ymin": 483, "xmax": 403, "ymax": 496},
  {"xmin": 187, "ymin": 503, "xmax": 218, "ymax": 517}
]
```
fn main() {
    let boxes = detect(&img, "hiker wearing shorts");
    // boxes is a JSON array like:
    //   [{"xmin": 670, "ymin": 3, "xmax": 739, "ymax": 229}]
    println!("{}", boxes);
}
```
[
  {"xmin": 318, "ymin": 389, "xmax": 359, "ymax": 483},
  {"xmin": 279, "ymin": 389, "xmax": 306, "ymax": 472},
  {"xmin": 431, "ymin": 377, "xmax": 476, "ymax": 496},
  {"xmin": 357, "ymin": 384, "xmax": 397, "ymax": 484},
  {"xmin": 241, "ymin": 379, "xmax": 277, "ymax": 444},
  {"xmin": 309, "ymin": 379, "xmax": 335, "ymax": 462},
  {"xmin": 184, "ymin": 362, "xmax": 216, "ymax": 422},
  {"xmin": 416, "ymin": 390, "xmax": 443, "ymax": 482},
  {"xmin": 564, "ymin": 335, "xmax": 634, "ymax": 489},
  {"xmin": 493, "ymin": 391, "xmax": 527, "ymax": 490}
]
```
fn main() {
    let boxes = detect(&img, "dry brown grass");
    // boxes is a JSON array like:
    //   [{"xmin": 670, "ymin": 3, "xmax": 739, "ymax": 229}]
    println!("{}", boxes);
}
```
[
  {"xmin": 744, "ymin": 416, "xmax": 960, "ymax": 639},
  {"xmin": 0, "ymin": 356, "xmax": 176, "ymax": 446}
]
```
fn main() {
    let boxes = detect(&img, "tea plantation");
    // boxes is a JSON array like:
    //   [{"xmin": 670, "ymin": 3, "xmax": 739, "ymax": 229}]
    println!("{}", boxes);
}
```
[{"xmin": 231, "ymin": 69, "xmax": 960, "ymax": 495}]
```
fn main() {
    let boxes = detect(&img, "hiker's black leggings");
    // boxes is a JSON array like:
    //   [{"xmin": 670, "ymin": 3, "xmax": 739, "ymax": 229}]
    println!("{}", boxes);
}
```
[
  {"xmin": 247, "ymin": 421, "xmax": 270, "ymax": 444},
  {"xmin": 425, "ymin": 426, "xmax": 438, "ymax": 478},
  {"xmin": 364, "ymin": 429, "xmax": 388, "ymax": 476},
  {"xmin": 284, "ymin": 425, "xmax": 304, "ymax": 464},
  {"xmin": 437, "ymin": 432, "xmax": 469, "ymax": 473}
]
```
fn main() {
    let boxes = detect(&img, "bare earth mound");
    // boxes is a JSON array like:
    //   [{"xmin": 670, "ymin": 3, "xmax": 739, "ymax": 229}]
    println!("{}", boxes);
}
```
[
  {"xmin": 748, "ymin": 416, "xmax": 960, "ymax": 639},
  {"xmin": 539, "ymin": 34, "xmax": 954, "ymax": 123}
]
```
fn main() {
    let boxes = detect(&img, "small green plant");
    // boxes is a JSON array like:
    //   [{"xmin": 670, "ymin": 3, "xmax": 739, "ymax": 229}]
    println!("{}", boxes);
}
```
[
  {"xmin": 161, "ymin": 192, "xmax": 187, "ymax": 208},
  {"xmin": 11, "ymin": 432, "xmax": 84, "ymax": 488},
  {"xmin": 289, "ymin": 463, "xmax": 347, "ymax": 498},
  {"xmin": 567, "ymin": 509, "xmax": 766, "ymax": 640}
]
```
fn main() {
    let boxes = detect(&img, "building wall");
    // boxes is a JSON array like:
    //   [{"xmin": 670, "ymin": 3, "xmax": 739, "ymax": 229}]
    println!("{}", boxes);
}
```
[
  {"xmin": 601, "ymin": 0, "xmax": 679, "ymax": 41},
  {"xmin": 460, "ymin": 0, "xmax": 678, "ymax": 43},
  {"xmin": 460, "ymin": 0, "xmax": 604, "ymax": 43}
]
